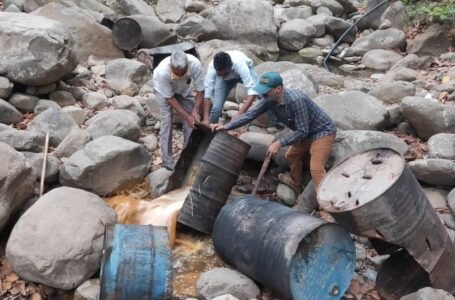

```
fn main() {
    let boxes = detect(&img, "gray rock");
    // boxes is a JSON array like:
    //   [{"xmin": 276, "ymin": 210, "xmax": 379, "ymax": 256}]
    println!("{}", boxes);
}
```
[
  {"xmin": 0, "ymin": 129, "xmax": 45, "ymax": 152},
  {"xmin": 284, "ymin": 0, "xmax": 307, "ymax": 6},
  {"xmin": 325, "ymin": 16, "xmax": 357, "ymax": 43},
  {"xmin": 347, "ymin": 28, "xmax": 406, "ymax": 56},
  {"xmin": 210, "ymin": 0, "xmax": 278, "ymax": 53},
  {"xmin": 60, "ymin": 136, "xmax": 151, "ymax": 195},
  {"xmin": 391, "ymin": 54, "xmax": 431, "ymax": 70},
  {"xmin": 0, "ymin": 12, "xmax": 76, "ymax": 85},
  {"xmin": 382, "ymin": 67, "xmax": 418, "ymax": 82},
  {"xmin": 106, "ymin": 59, "xmax": 151, "ymax": 96},
  {"xmin": 336, "ymin": 0, "xmax": 356, "ymax": 14},
  {"xmin": 358, "ymin": 0, "xmax": 387, "ymax": 30},
  {"xmin": 385, "ymin": 104, "xmax": 404, "ymax": 127},
  {"xmin": 32, "ymin": 3, "xmax": 123, "ymax": 62},
  {"xmin": 62, "ymin": 106, "xmax": 87, "ymax": 125},
  {"xmin": 156, "ymin": 0, "xmax": 185, "ymax": 23},
  {"xmin": 306, "ymin": 14, "xmax": 328, "ymax": 37},
  {"xmin": 277, "ymin": 183, "xmax": 297, "ymax": 206},
  {"xmin": 369, "ymin": 81, "xmax": 415, "ymax": 104},
  {"xmin": 185, "ymin": 0, "xmax": 208, "ymax": 13},
  {"xmin": 355, "ymin": 243, "xmax": 366, "ymax": 261},
  {"xmin": 408, "ymin": 159, "xmax": 455, "ymax": 187},
  {"xmin": 441, "ymin": 53, "xmax": 455, "ymax": 62},
  {"xmin": 281, "ymin": 69, "xmax": 318, "ymax": 98},
  {"xmin": 0, "ymin": 76, "xmax": 13, "ymax": 99},
  {"xmin": 274, "ymin": 6, "xmax": 313, "ymax": 25},
  {"xmin": 0, "ymin": 99, "xmax": 23, "ymax": 125},
  {"xmin": 57, "ymin": 81, "xmax": 86, "ymax": 100},
  {"xmin": 0, "ymin": 142, "xmax": 35, "ymax": 232},
  {"xmin": 82, "ymin": 92, "xmax": 109, "ymax": 110},
  {"xmin": 140, "ymin": 134, "xmax": 158, "ymax": 152},
  {"xmin": 86, "ymin": 109, "xmax": 141, "ymax": 142},
  {"xmin": 239, "ymin": 132, "xmax": 274, "ymax": 162},
  {"xmin": 146, "ymin": 168, "xmax": 173, "ymax": 198},
  {"xmin": 400, "ymin": 287, "xmax": 455, "ymax": 300},
  {"xmin": 343, "ymin": 78, "xmax": 370, "ymax": 93},
  {"xmin": 34, "ymin": 99, "xmax": 60, "ymax": 115},
  {"xmin": 5, "ymin": 3, "xmax": 21, "ymax": 12},
  {"xmin": 400, "ymin": 96, "xmax": 455, "ymax": 140},
  {"xmin": 407, "ymin": 24, "xmax": 451, "ymax": 56},
  {"xmin": 428, "ymin": 133, "xmax": 455, "ymax": 160},
  {"xmin": 212, "ymin": 295, "xmax": 239, "ymax": 300},
  {"xmin": 25, "ymin": 83, "xmax": 57, "ymax": 96},
  {"xmin": 176, "ymin": 15, "xmax": 217, "ymax": 42},
  {"xmin": 54, "ymin": 129, "xmax": 92, "ymax": 159},
  {"xmin": 114, "ymin": 0, "xmax": 157, "ymax": 17},
  {"xmin": 296, "ymin": 181, "xmax": 318, "ymax": 213},
  {"xmin": 0, "ymin": 124, "xmax": 13, "ymax": 132},
  {"xmin": 298, "ymin": 47, "xmax": 323, "ymax": 62},
  {"xmin": 27, "ymin": 107, "xmax": 78, "ymax": 147},
  {"xmin": 380, "ymin": 1, "xmax": 407, "ymax": 30},
  {"xmin": 316, "ymin": 6, "xmax": 333, "ymax": 16},
  {"xmin": 362, "ymin": 49, "xmax": 403, "ymax": 71},
  {"xmin": 442, "ymin": 213, "xmax": 455, "ymax": 231},
  {"xmin": 312, "ymin": 34, "xmax": 334, "ymax": 48},
  {"xmin": 196, "ymin": 268, "xmax": 260, "ymax": 300},
  {"xmin": 129, "ymin": 15, "xmax": 177, "ymax": 49},
  {"xmin": 309, "ymin": 0, "xmax": 344, "ymax": 16},
  {"xmin": 74, "ymin": 279, "xmax": 100, "ymax": 300},
  {"xmin": 6, "ymin": 187, "xmax": 117, "ymax": 289},
  {"xmin": 111, "ymin": 95, "xmax": 146, "ymax": 123},
  {"xmin": 49, "ymin": 90, "xmax": 76, "ymax": 107},
  {"xmin": 314, "ymin": 91, "xmax": 388, "ymax": 130},
  {"xmin": 448, "ymin": 188, "xmax": 455, "ymax": 216},
  {"xmin": 329, "ymin": 130, "xmax": 408, "ymax": 166},
  {"xmin": 8, "ymin": 93, "xmax": 40, "ymax": 112},
  {"xmin": 22, "ymin": 152, "xmax": 61, "ymax": 183},
  {"xmin": 423, "ymin": 187, "xmax": 448, "ymax": 210}
]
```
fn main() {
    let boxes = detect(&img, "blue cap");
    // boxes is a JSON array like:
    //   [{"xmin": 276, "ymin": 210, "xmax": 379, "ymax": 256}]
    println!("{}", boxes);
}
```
[{"xmin": 253, "ymin": 72, "xmax": 283, "ymax": 95}]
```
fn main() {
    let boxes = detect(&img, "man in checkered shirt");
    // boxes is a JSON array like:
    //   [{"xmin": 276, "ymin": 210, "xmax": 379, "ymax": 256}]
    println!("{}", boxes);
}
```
[{"xmin": 212, "ymin": 71, "xmax": 336, "ymax": 194}]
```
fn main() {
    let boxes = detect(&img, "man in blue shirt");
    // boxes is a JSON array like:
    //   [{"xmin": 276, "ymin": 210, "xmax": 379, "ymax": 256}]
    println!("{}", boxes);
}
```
[{"xmin": 212, "ymin": 72, "xmax": 337, "ymax": 193}]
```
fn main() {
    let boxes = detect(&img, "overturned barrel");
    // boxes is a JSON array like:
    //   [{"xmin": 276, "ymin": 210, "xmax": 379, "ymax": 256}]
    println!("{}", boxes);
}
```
[
  {"xmin": 317, "ymin": 148, "xmax": 455, "ymax": 298},
  {"xmin": 100, "ymin": 224, "xmax": 172, "ymax": 300},
  {"xmin": 212, "ymin": 196, "xmax": 356, "ymax": 300},
  {"xmin": 177, "ymin": 131, "xmax": 250, "ymax": 234}
]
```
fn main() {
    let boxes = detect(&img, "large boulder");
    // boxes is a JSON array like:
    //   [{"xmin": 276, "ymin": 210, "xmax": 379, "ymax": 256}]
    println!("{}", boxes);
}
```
[
  {"xmin": 209, "ymin": 0, "xmax": 278, "ymax": 53},
  {"xmin": 362, "ymin": 49, "xmax": 403, "ymax": 70},
  {"xmin": 0, "ymin": 99, "xmax": 22, "ymax": 125},
  {"xmin": 281, "ymin": 69, "xmax": 318, "ymax": 98},
  {"xmin": 0, "ymin": 12, "xmax": 76, "ymax": 85},
  {"xmin": 0, "ymin": 129, "xmax": 45, "ymax": 152},
  {"xmin": 329, "ymin": 130, "xmax": 408, "ymax": 165},
  {"xmin": 407, "ymin": 24, "xmax": 451, "ymax": 56},
  {"xmin": 325, "ymin": 16, "xmax": 357, "ymax": 43},
  {"xmin": 129, "ymin": 15, "xmax": 177, "ymax": 49},
  {"xmin": 382, "ymin": 67, "xmax": 418, "ymax": 82},
  {"xmin": 358, "ymin": 0, "xmax": 387, "ymax": 29},
  {"xmin": 347, "ymin": 28, "xmax": 406, "ymax": 56},
  {"xmin": 146, "ymin": 168, "xmax": 173, "ymax": 199},
  {"xmin": 278, "ymin": 19, "xmax": 317, "ymax": 51},
  {"xmin": 274, "ymin": 6, "xmax": 313, "ymax": 25},
  {"xmin": 314, "ymin": 91, "xmax": 388, "ymax": 130},
  {"xmin": 110, "ymin": 95, "xmax": 146, "ymax": 124},
  {"xmin": 309, "ymin": 0, "xmax": 344, "ymax": 16},
  {"xmin": 401, "ymin": 97, "xmax": 455, "ymax": 140},
  {"xmin": 85, "ymin": 109, "xmax": 142, "ymax": 142},
  {"xmin": 105, "ymin": 58, "xmax": 151, "ymax": 96},
  {"xmin": 156, "ymin": 0, "xmax": 185, "ymax": 23},
  {"xmin": 59, "ymin": 136, "xmax": 151, "ymax": 195},
  {"xmin": 369, "ymin": 81, "xmax": 416, "ymax": 104},
  {"xmin": 428, "ymin": 133, "xmax": 455, "ymax": 160},
  {"xmin": 113, "ymin": 0, "xmax": 157, "ymax": 17},
  {"xmin": 408, "ymin": 159, "xmax": 455, "ymax": 187},
  {"xmin": 0, "ymin": 142, "xmax": 35, "ymax": 232},
  {"xmin": 6, "ymin": 187, "xmax": 117, "ymax": 289},
  {"xmin": 380, "ymin": 1, "xmax": 408, "ymax": 30},
  {"xmin": 27, "ymin": 107, "xmax": 78, "ymax": 146},
  {"xmin": 32, "ymin": 3, "xmax": 123, "ymax": 62},
  {"xmin": 391, "ymin": 54, "xmax": 432, "ymax": 70},
  {"xmin": 54, "ymin": 128, "xmax": 92, "ymax": 159},
  {"xmin": 22, "ymin": 152, "xmax": 61, "ymax": 183},
  {"xmin": 176, "ymin": 15, "xmax": 218, "ymax": 42},
  {"xmin": 239, "ymin": 132, "xmax": 274, "ymax": 162}
]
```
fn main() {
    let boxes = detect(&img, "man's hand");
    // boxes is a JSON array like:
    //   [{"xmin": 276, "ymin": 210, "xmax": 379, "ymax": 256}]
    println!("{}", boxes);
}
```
[
  {"xmin": 211, "ymin": 124, "xmax": 225, "ymax": 132},
  {"xmin": 201, "ymin": 118, "xmax": 210, "ymax": 125},
  {"xmin": 266, "ymin": 141, "xmax": 281, "ymax": 158},
  {"xmin": 191, "ymin": 109, "xmax": 201, "ymax": 122},
  {"xmin": 185, "ymin": 115, "xmax": 196, "ymax": 129},
  {"xmin": 231, "ymin": 111, "xmax": 243, "ymax": 120}
]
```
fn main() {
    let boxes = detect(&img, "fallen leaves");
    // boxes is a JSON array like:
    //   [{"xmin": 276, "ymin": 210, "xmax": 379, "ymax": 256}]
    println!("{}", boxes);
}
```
[
  {"xmin": 389, "ymin": 131, "xmax": 428, "ymax": 160},
  {"xmin": 0, "ymin": 257, "xmax": 44, "ymax": 299},
  {"xmin": 13, "ymin": 112, "xmax": 34, "ymax": 130}
]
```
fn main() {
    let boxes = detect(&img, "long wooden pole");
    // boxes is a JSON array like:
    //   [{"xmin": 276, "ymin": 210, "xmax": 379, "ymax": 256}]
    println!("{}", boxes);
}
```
[{"xmin": 39, "ymin": 133, "xmax": 49, "ymax": 198}]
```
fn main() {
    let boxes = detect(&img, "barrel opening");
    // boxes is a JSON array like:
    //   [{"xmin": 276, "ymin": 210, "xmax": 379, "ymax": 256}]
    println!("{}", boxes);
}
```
[
  {"xmin": 362, "ymin": 175, "xmax": 372, "ymax": 180},
  {"xmin": 371, "ymin": 159, "xmax": 383, "ymax": 165},
  {"xmin": 425, "ymin": 237, "xmax": 432, "ymax": 252},
  {"xmin": 341, "ymin": 172, "xmax": 350, "ymax": 178},
  {"xmin": 347, "ymin": 191, "xmax": 352, "ymax": 198},
  {"xmin": 355, "ymin": 199, "xmax": 359, "ymax": 206}
]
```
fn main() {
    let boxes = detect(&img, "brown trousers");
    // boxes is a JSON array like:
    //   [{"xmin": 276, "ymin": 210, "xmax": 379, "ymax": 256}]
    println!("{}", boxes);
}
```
[{"xmin": 285, "ymin": 134, "xmax": 336, "ymax": 192}]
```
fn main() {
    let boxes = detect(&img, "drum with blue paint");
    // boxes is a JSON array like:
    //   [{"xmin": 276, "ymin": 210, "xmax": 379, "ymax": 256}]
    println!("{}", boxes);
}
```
[
  {"xmin": 212, "ymin": 196, "xmax": 356, "ymax": 300},
  {"xmin": 100, "ymin": 224, "xmax": 173, "ymax": 300}
]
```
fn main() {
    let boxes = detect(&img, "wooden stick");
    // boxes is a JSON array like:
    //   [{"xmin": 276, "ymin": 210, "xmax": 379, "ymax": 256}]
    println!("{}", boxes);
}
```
[
  {"xmin": 39, "ymin": 133, "xmax": 50, "ymax": 198},
  {"xmin": 252, "ymin": 155, "xmax": 272, "ymax": 195}
]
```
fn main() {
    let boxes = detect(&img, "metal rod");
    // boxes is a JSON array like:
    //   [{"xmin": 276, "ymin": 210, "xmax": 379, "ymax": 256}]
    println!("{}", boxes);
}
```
[
  {"xmin": 252, "ymin": 156, "xmax": 272, "ymax": 195},
  {"xmin": 323, "ymin": 0, "xmax": 390, "ymax": 71},
  {"xmin": 39, "ymin": 133, "xmax": 49, "ymax": 198}
]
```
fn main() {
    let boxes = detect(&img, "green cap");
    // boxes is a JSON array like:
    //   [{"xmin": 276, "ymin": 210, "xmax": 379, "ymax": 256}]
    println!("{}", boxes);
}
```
[{"xmin": 253, "ymin": 72, "xmax": 283, "ymax": 95}]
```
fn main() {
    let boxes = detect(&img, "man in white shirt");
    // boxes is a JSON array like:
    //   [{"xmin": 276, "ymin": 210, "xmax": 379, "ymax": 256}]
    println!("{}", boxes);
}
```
[
  {"xmin": 204, "ymin": 51, "xmax": 260, "ymax": 124},
  {"xmin": 153, "ymin": 51, "xmax": 206, "ymax": 170}
]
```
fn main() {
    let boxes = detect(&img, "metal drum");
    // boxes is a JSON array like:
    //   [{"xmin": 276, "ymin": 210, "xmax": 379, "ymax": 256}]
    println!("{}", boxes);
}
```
[
  {"xmin": 100, "ymin": 224, "xmax": 173, "ymax": 300},
  {"xmin": 112, "ymin": 18, "xmax": 142, "ymax": 51},
  {"xmin": 212, "ymin": 196, "xmax": 356, "ymax": 300},
  {"xmin": 177, "ymin": 131, "xmax": 251, "ymax": 234},
  {"xmin": 318, "ymin": 148, "xmax": 455, "ymax": 298}
]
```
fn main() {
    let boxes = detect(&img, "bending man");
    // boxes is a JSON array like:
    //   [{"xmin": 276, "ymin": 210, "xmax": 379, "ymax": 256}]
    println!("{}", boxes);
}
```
[
  {"xmin": 153, "ymin": 51, "xmax": 206, "ymax": 171},
  {"xmin": 212, "ymin": 72, "xmax": 336, "ymax": 193}
]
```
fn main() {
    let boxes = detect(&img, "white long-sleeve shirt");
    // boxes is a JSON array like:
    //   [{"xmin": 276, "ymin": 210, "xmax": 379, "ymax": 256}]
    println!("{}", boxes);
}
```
[
  {"xmin": 204, "ymin": 50, "xmax": 258, "ymax": 100},
  {"xmin": 153, "ymin": 54, "xmax": 205, "ymax": 99}
]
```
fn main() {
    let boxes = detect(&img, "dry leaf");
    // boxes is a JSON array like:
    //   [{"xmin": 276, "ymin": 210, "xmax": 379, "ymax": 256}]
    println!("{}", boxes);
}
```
[
  {"xmin": 442, "ymin": 75, "xmax": 452, "ymax": 84},
  {"xmin": 5, "ymin": 273, "xmax": 19, "ymax": 283},
  {"xmin": 31, "ymin": 293, "xmax": 43, "ymax": 300},
  {"xmin": 348, "ymin": 280, "xmax": 361, "ymax": 294}
]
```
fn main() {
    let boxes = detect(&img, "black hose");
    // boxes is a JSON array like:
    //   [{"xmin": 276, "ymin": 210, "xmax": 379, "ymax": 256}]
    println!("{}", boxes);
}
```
[{"xmin": 323, "ymin": 0, "xmax": 390, "ymax": 71}]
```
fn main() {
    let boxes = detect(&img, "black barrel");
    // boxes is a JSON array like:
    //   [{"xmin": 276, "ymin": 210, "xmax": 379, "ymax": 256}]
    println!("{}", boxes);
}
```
[
  {"xmin": 212, "ymin": 196, "xmax": 356, "ymax": 300},
  {"xmin": 177, "ymin": 131, "xmax": 250, "ymax": 234},
  {"xmin": 100, "ymin": 224, "xmax": 173, "ymax": 300},
  {"xmin": 318, "ymin": 148, "xmax": 455, "ymax": 298},
  {"xmin": 112, "ymin": 18, "xmax": 142, "ymax": 51}
]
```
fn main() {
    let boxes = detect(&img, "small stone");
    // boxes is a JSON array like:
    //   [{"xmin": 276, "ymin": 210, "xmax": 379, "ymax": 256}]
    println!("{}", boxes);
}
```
[
  {"xmin": 0, "ymin": 76, "xmax": 14, "ymax": 99},
  {"xmin": 62, "ymin": 106, "xmax": 87, "ymax": 126},
  {"xmin": 355, "ymin": 243, "xmax": 366, "ymax": 261},
  {"xmin": 74, "ymin": 278, "xmax": 100, "ymax": 300},
  {"xmin": 49, "ymin": 91, "xmax": 76, "ymax": 107},
  {"xmin": 223, "ymin": 101, "xmax": 239, "ymax": 111},
  {"xmin": 369, "ymin": 254, "xmax": 390, "ymax": 267},
  {"xmin": 277, "ymin": 183, "xmax": 297, "ymax": 206},
  {"xmin": 140, "ymin": 134, "xmax": 158, "ymax": 152},
  {"xmin": 8, "ymin": 93, "xmax": 40, "ymax": 112},
  {"xmin": 400, "ymin": 287, "xmax": 455, "ymax": 300},
  {"xmin": 442, "ymin": 213, "xmax": 455, "ymax": 230},
  {"xmin": 34, "ymin": 100, "xmax": 60, "ymax": 115},
  {"xmin": 424, "ymin": 188, "xmax": 448, "ymax": 210},
  {"xmin": 0, "ymin": 99, "xmax": 22, "ymax": 124},
  {"xmin": 82, "ymin": 92, "xmax": 109, "ymax": 110}
]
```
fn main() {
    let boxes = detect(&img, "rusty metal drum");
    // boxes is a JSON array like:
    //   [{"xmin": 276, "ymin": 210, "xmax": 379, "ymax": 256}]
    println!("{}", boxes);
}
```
[
  {"xmin": 112, "ymin": 18, "xmax": 142, "ymax": 51},
  {"xmin": 212, "ymin": 196, "xmax": 356, "ymax": 300},
  {"xmin": 317, "ymin": 148, "xmax": 455, "ymax": 298},
  {"xmin": 100, "ymin": 224, "xmax": 173, "ymax": 300},
  {"xmin": 177, "ymin": 131, "xmax": 250, "ymax": 234}
]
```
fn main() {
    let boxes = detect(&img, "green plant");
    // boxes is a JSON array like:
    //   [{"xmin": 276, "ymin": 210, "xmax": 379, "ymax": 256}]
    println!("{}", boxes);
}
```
[{"xmin": 402, "ymin": 0, "xmax": 455, "ymax": 25}]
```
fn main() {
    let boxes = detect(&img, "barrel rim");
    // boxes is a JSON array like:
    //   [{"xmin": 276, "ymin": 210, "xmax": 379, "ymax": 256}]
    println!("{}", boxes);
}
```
[
  {"xmin": 112, "ymin": 17, "xmax": 142, "ymax": 51},
  {"xmin": 317, "ymin": 147, "xmax": 406, "ymax": 213}
]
